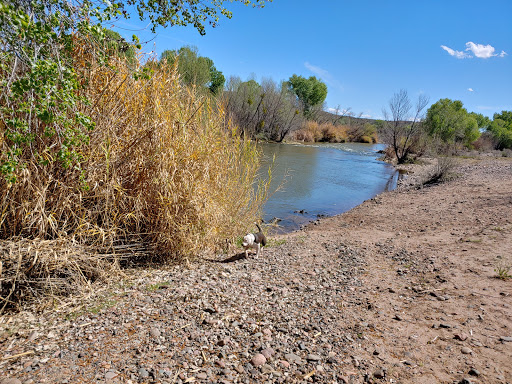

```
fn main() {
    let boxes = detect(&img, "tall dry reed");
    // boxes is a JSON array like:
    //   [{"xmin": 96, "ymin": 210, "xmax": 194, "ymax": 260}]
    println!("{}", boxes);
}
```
[{"xmin": 0, "ymin": 52, "xmax": 269, "ymax": 261}]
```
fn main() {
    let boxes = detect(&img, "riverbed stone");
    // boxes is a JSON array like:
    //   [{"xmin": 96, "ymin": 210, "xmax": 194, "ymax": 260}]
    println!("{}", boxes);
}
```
[
  {"xmin": 250, "ymin": 353, "xmax": 266, "ymax": 366},
  {"xmin": 1, "ymin": 379, "xmax": 23, "ymax": 384},
  {"xmin": 461, "ymin": 347, "xmax": 473, "ymax": 355}
]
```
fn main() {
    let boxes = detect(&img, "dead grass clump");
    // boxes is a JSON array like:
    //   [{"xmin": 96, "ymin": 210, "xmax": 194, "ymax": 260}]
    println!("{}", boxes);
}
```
[
  {"xmin": 320, "ymin": 123, "xmax": 348, "ymax": 142},
  {"xmin": 1, "ymin": 52, "xmax": 268, "ymax": 264},
  {"xmin": 420, "ymin": 156, "xmax": 459, "ymax": 186},
  {"xmin": 0, "ymin": 238, "xmax": 113, "ymax": 313},
  {"xmin": 292, "ymin": 121, "xmax": 323, "ymax": 142}
]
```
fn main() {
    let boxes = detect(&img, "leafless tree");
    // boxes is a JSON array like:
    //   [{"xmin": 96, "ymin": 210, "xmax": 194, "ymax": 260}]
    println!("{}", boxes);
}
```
[
  {"xmin": 380, "ymin": 89, "xmax": 429, "ymax": 164},
  {"xmin": 223, "ymin": 77, "xmax": 304, "ymax": 141}
]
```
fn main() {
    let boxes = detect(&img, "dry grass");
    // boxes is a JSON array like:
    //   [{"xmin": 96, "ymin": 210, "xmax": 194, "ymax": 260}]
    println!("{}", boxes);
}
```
[
  {"xmin": 292, "ymin": 121, "xmax": 348, "ymax": 143},
  {"xmin": 420, "ymin": 156, "xmax": 459, "ymax": 186},
  {"xmin": 291, "ymin": 121, "xmax": 377, "ymax": 144},
  {"xmin": 0, "ymin": 44, "xmax": 269, "ymax": 310},
  {"xmin": 292, "ymin": 121, "xmax": 323, "ymax": 142},
  {"xmin": 0, "ymin": 238, "xmax": 113, "ymax": 313}
]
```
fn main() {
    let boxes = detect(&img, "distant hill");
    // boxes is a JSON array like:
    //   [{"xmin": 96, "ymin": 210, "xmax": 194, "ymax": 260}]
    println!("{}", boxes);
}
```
[{"xmin": 316, "ymin": 110, "xmax": 382, "ymax": 128}]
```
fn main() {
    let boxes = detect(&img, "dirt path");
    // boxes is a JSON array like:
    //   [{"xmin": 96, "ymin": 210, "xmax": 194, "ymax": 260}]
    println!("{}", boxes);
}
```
[{"xmin": 1, "ymin": 157, "xmax": 511, "ymax": 384}]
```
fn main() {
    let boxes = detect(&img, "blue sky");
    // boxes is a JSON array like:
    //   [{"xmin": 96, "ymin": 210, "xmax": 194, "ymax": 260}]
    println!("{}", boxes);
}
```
[{"xmin": 112, "ymin": 0, "xmax": 511, "ymax": 119}]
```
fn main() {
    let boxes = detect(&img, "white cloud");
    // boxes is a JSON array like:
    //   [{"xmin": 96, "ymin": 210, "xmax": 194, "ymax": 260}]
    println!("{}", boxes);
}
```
[
  {"xmin": 468, "ymin": 88, "xmax": 474, "ymax": 92},
  {"xmin": 441, "ymin": 42, "xmax": 507, "ymax": 59},
  {"xmin": 305, "ymin": 62, "xmax": 330, "ymax": 78},
  {"xmin": 465, "ymin": 42, "xmax": 496, "ymax": 58},
  {"xmin": 441, "ymin": 45, "xmax": 471, "ymax": 59},
  {"xmin": 304, "ymin": 62, "xmax": 344, "ymax": 91}
]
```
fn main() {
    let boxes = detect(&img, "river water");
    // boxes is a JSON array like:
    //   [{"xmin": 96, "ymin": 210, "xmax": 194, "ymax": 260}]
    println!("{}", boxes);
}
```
[{"xmin": 259, "ymin": 142, "xmax": 398, "ymax": 232}]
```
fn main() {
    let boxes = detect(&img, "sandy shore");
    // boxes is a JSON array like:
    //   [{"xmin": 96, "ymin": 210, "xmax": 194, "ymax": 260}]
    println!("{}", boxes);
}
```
[{"xmin": 1, "ymin": 156, "xmax": 511, "ymax": 384}]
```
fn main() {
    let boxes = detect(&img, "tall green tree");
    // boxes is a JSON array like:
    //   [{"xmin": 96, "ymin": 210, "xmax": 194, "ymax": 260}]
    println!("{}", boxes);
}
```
[
  {"xmin": 286, "ymin": 75, "xmax": 327, "ymax": 118},
  {"xmin": 488, "ymin": 111, "xmax": 512, "ymax": 149},
  {"xmin": 161, "ymin": 46, "xmax": 225, "ymax": 94},
  {"xmin": 104, "ymin": 29, "xmax": 137, "ymax": 65},
  {"xmin": 425, "ymin": 99, "xmax": 480, "ymax": 147},
  {"xmin": 469, "ymin": 112, "xmax": 491, "ymax": 130},
  {"xmin": 206, "ymin": 58, "xmax": 226, "ymax": 95}
]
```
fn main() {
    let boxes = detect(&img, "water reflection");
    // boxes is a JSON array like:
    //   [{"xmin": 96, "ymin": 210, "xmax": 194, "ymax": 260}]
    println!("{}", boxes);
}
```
[{"xmin": 259, "ymin": 142, "xmax": 397, "ymax": 232}]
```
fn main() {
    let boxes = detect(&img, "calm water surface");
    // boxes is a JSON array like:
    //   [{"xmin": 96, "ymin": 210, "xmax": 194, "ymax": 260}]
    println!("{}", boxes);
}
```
[{"xmin": 259, "ymin": 142, "xmax": 398, "ymax": 232}]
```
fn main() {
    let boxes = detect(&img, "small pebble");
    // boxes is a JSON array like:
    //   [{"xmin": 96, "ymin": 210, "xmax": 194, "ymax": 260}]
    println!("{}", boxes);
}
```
[
  {"xmin": 105, "ymin": 371, "xmax": 117, "ymax": 380},
  {"xmin": 251, "ymin": 353, "xmax": 266, "ymax": 366},
  {"xmin": 27, "ymin": 331, "xmax": 39, "ymax": 342},
  {"xmin": 454, "ymin": 333, "xmax": 468, "ymax": 341},
  {"xmin": 234, "ymin": 365, "xmax": 245, "ymax": 374},
  {"xmin": 284, "ymin": 353, "xmax": 302, "ymax": 364},
  {"xmin": 139, "ymin": 368, "xmax": 149, "ymax": 378},
  {"xmin": 373, "ymin": 369, "xmax": 385, "ymax": 379},
  {"xmin": 261, "ymin": 364, "xmax": 273, "ymax": 374},
  {"xmin": 461, "ymin": 347, "xmax": 473, "ymax": 355},
  {"xmin": 1, "ymin": 379, "xmax": 23, "ymax": 384},
  {"xmin": 261, "ymin": 348, "xmax": 275, "ymax": 359},
  {"xmin": 150, "ymin": 328, "xmax": 161, "ymax": 338}
]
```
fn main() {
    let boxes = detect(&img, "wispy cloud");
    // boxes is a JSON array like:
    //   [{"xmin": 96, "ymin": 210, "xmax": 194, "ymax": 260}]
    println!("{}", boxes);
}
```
[
  {"xmin": 441, "ymin": 42, "xmax": 507, "ymax": 59},
  {"xmin": 305, "ymin": 62, "xmax": 330, "ymax": 78},
  {"xmin": 441, "ymin": 45, "xmax": 471, "ymax": 59},
  {"xmin": 477, "ymin": 105, "xmax": 511, "ymax": 112},
  {"xmin": 468, "ymin": 88, "xmax": 474, "ymax": 92},
  {"xmin": 304, "ymin": 62, "xmax": 343, "ymax": 91}
]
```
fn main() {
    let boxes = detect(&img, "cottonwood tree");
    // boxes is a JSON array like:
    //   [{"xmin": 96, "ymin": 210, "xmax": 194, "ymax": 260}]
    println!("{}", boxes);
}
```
[
  {"xmin": 286, "ymin": 75, "xmax": 327, "ymax": 118},
  {"xmin": 381, "ymin": 90, "xmax": 429, "ymax": 164},
  {"xmin": 161, "ymin": 46, "xmax": 225, "ymax": 94},
  {"xmin": 425, "ymin": 98, "xmax": 481, "ymax": 149},
  {"xmin": 488, "ymin": 111, "xmax": 512, "ymax": 149}
]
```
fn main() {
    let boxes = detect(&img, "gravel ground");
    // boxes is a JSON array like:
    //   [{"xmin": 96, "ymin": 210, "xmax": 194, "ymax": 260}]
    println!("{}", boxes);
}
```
[{"xmin": 1, "ymin": 157, "xmax": 512, "ymax": 384}]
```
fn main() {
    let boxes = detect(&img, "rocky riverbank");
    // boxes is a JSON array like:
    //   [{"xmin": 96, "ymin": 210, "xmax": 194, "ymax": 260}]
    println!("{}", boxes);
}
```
[{"xmin": 1, "ymin": 157, "xmax": 512, "ymax": 384}]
